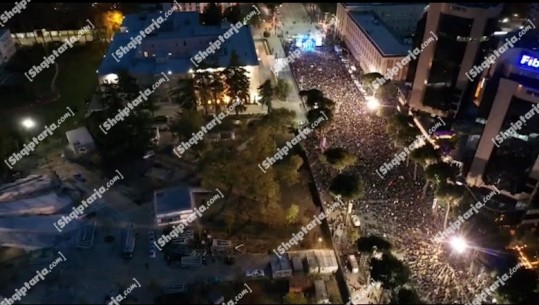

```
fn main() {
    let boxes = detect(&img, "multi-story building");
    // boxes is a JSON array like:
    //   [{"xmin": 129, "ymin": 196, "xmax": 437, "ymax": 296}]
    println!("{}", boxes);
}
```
[
  {"xmin": 464, "ymin": 30, "xmax": 539, "ymax": 225},
  {"xmin": 97, "ymin": 11, "xmax": 260, "ymax": 105},
  {"xmin": 0, "ymin": 29, "xmax": 16, "ymax": 65},
  {"xmin": 406, "ymin": 3, "xmax": 503, "ymax": 118},
  {"xmin": 335, "ymin": 3, "xmax": 426, "ymax": 81},
  {"xmin": 529, "ymin": 3, "xmax": 539, "ymax": 27}
]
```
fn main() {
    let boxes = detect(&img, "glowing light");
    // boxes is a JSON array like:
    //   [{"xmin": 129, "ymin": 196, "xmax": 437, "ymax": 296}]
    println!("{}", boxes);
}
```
[
  {"xmin": 21, "ymin": 118, "xmax": 36, "ymax": 129},
  {"xmin": 450, "ymin": 236, "xmax": 468, "ymax": 254},
  {"xmin": 366, "ymin": 96, "xmax": 380, "ymax": 110}
]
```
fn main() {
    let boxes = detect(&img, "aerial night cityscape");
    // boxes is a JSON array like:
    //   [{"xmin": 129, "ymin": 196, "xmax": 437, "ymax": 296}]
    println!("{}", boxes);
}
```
[{"xmin": 1, "ymin": 1, "xmax": 539, "ymax": 304}]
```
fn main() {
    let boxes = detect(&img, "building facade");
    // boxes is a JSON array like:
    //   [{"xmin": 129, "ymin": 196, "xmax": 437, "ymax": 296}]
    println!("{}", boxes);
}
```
[
  {"xmin": 336, "ymin": 3, "xmax": 426, "ymax": 81},
  {"xmin": 98, "ymin": 12, "xmax": 260, "ymax": 106},
  {"xmin": 406, "ymin": 3, "xmax": 503, "ymax": 117},
  {"xmin": 465, "ymin": 31, "xmax": 539, "ymax": 225}
]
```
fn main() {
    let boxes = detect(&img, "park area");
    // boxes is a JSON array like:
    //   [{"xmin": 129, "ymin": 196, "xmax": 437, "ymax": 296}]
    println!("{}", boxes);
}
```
[{"xmin": 0, "ymin": 41, "xmax": 103, "ymax": 135}]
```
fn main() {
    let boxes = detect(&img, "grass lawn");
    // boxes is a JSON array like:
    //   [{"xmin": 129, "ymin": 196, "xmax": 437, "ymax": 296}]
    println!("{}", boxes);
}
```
[{"xmin": 1, "ymin": 42, "xmax": 104, "ymax": 137}]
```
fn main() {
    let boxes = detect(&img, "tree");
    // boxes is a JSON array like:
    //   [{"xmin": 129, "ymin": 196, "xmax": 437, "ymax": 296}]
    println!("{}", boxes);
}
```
[
  {"xmin": 377, "ymin": 82, "xmax": 398, "ymax": 101},
  {"xmin": 361, "ymin": 72, "xmax": 384, "ymax": 94},
  {"xmin": 222, "ymin": 51, "xmax": 250, "ymax": 115},
  {"xmin": 258, "ymin": 79, "xmax": 273, "ymax": 113},
  {"xmin": 299, "ymin": 89, "xmax": 335, "ymax": 110},
  {"xmin": 193, "ymin": 70, "xmax": 213, "ymax": 115},
  {"xmin": 223, "ymin": 5, "xmax": 242, "ymax": 23},
  {"xmin": 209, "ymin": 75, "xmax": 225, "ymax": 113},
  {"xmin": 370, "ymin": 253, "xmax": 410, "ymax": 290},
  {"xmin": 0, "ymin": 127, "xmax": 24, "ymax": 181},
  {"xmin": 321, "ymin": 147, "xmax": 357, "ymax": 173},
  {"xmin": 171, "ymin": 78, "xmax": 198, "ymax": 111},
  {"xmin": 87, "ymin": 71, "xmax": 154, "ymax": 163},
  {"xmin": 423, "ymin": 162, "xmax": 456, "ymax": 198},
  {"xmin": 386, "ymin": 113, "xmax": 418, "ymax": 148},
  {"xmin": 283, "ymin": 292, "xmax": 308, "ymax": 304},
  {"xmin": 409, "ymin": 142, "xmax": 439, "ymax": 180},
  {"xmin": 357, "ymin": 235, "xmax": 392, "ymax": 253},
  {"xmin": 435, "ymin": 182, "xmax": 464, "ymax": 230},
  {"xmin": 275, "ymin": 78, "xmax": 290, "ymax": 101},
  {"xmin": 496, "ymin": 267, "xmax": 539, "ymax": 304},
  {"xmin": 169, "ymin": 109, "xmax": 204, "ymax": 141},
  {"xmin": 394, "ymin": 287, "xmax": 422, "ymax": 304},
  {"xmin": 201, "ymin": 3, "xmax": 222, "ymax": 25},
  {"xmin": 307, "ymin": 107, "xmax": 332, "ymax": 135},
  {"xmin": 285, "ymin": 204, "xmax": 300, "ymax": 225},
  {"xmin": 276, "ymin": 155, "xmax": 304, "ymax": 186},
  {"xmin": 329, "ymin": 174, "xmax": 364, "ymax": 200},
  {"xmin": 224, "ymin": 209, "xmax": 235, "ymax": 236}
]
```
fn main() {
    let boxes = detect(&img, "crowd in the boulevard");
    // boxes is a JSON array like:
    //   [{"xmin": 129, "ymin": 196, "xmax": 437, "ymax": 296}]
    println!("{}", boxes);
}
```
[{"xmin": 289, "ymin": 47, "xmax": 490, "ymax": 304}]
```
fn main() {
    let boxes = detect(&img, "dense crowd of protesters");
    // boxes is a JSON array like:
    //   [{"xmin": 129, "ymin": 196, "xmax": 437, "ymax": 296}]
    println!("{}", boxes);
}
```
[{"xmin": 289, "ymin": 47, "xmax": 489, "ymax": 304}]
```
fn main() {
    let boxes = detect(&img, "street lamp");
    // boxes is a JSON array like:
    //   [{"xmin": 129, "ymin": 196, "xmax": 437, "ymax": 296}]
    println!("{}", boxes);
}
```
[
  {"xmin": 366, "ymin": 96, "xmax": 380, "ymax": 110},
  {"xmin": 450, "ymin": 236, "xmax": 468, "ymax": 254},
  {"xmin": 455, "ymin": 176, "xmax": 507, "ymax": 212},
  {"xmin": 21, "ymin": 118, "xmax": 36, "ymax": 129}
]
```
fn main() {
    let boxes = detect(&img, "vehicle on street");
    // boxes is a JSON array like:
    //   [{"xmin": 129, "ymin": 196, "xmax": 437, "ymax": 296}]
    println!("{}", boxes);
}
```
[
  {"xmin": 246, "ymin": 269, "xmax": 265, "ymax": 278},
  {"xmin": 149, "ymin": 248, "xmax": 156, "ymax": 258},
  {"xmin": 351, "ymin": 215, "xmax": 361, "ymax": 227}
]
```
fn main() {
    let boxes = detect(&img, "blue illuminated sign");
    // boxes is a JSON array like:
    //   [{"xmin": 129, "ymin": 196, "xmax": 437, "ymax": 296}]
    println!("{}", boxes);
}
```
[{"xmin": 519, "ymin": 54, "xmax": 539, "ymax": 70}]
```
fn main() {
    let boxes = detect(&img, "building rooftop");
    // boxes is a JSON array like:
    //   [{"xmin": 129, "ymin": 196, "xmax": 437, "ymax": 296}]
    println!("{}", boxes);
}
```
[
  {"xmin": 0, "ymin": 174, "xmax": 60, "ymax": 202},
  {"xmin": 271, "ymin": 254, "xmax": 292, "ymax": 272},
  {"xmin": 154, "ymin": 185, "xmax": 193, "ymax": 215},
  {"xmin": 99, "ymin": 12, "xmax": 258, "ymax": 77},
  {"xmin": 66, "ymin": 127, "xmax": 94, "ymax": 146},
  {"xmin": 349, "ymin": 12, "xmax": 410, "ymax": 56},
  {"xmin": 0, "ymin": 192, "xmax": 73, "ymax": 217}
]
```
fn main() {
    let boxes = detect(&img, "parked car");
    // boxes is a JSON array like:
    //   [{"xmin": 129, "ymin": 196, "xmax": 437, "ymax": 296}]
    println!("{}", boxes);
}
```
[
  {"xmin": 351, "ymin": 215, "xmax": 361, "ymax": 227},
  {"xmin": 246, "ymin": 269, "xmax": 265, "ymax": 278},
  {"xmin": 149, "ymin": 248, "xmax": 156, "ymax": 258},
  {"xmin": 73, "ymin": 173, "xmax": 86, "ymax": 183},
  {"xmin": 154, "ymin": 116, "xmax": 168, "ymax": 124}
]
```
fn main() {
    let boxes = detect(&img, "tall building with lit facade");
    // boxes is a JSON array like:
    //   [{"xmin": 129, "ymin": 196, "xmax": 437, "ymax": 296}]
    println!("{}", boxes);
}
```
[
  {"xmin": 406, "ymin": 3, "xmax": 503, "ymax": 118},
  {"xmin": 335, "ymin": 3, "xmax": 426, "ymax": 81},
  {"xmin": 464, "ymin": 30, "xmax": 539, "ymax": 226}
]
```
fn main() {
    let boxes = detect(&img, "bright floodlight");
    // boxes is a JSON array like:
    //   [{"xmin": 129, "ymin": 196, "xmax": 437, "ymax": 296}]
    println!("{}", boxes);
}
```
[
  {"xmin": 366, "ymin": 96, "xmax": 380, "ymax": 110},
  {"xmin": 450, "ymin": 236, "xmax": 468, "ymax": 253},
  {"xmin": 21, "ymin": 118, "xmax": 36, "ymax": 129}
]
